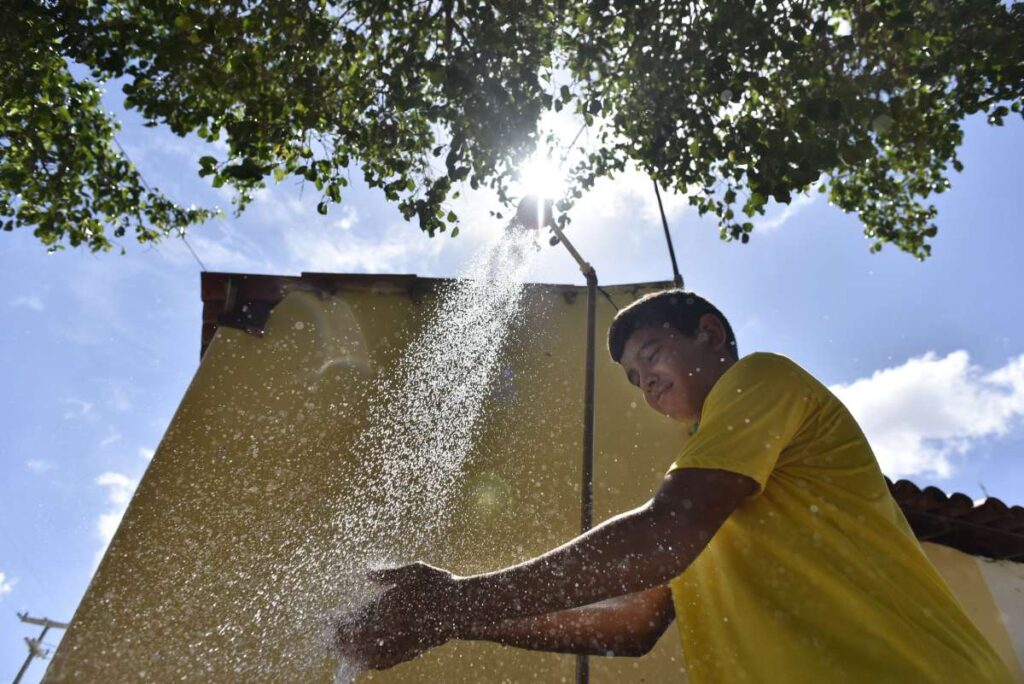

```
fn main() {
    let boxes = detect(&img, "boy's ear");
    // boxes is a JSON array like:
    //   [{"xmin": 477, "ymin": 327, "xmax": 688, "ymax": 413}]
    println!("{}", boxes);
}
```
[{"xmin": 697, "ymin": 313, "xmax": 725, "ymax": 349}]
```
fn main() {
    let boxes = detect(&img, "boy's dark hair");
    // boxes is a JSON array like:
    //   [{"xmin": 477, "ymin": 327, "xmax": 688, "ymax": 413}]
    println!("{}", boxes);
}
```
[{"xmin": 607, "ymin": 289, "xmax": 738, "ymax": 363}]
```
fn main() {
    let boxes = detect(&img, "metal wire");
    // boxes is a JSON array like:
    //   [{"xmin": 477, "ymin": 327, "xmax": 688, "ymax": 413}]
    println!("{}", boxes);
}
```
[{"xmin": 112, "ymin": 136, "xmax": 208, "ymax": 271}]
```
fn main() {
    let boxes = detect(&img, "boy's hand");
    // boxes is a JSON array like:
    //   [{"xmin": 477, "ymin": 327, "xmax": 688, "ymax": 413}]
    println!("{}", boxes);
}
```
[
  {"xmin": 367, "ymin": 562, "xmax": 460, "ymax": 614},
  {"xmin": 332, "ymin": 562, "xmax": 462, "ymax": 670}
]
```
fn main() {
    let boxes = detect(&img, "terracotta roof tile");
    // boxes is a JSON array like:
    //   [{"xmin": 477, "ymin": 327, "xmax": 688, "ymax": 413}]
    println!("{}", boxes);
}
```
[{"xmin": 888, "ymin": 478, "xmax": 1023, "ymax": 562}]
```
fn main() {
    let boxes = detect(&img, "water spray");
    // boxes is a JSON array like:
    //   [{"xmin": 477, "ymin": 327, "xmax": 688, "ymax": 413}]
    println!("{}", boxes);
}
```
[{"xmin": 509, "ymin": 195, "xmax": 598, "ymax": 684}]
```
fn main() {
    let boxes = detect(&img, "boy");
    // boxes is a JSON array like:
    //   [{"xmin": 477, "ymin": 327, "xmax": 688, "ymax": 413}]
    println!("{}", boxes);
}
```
[{"xmin": 337, "ymin": 289, "xmax": 1011, "ymax": 682}]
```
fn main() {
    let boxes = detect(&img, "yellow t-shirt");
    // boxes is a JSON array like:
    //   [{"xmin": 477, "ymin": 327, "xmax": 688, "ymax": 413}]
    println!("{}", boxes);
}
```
[{"xmin": 668, "ymin": 352, "xmax": 1012, "ymax": 683}]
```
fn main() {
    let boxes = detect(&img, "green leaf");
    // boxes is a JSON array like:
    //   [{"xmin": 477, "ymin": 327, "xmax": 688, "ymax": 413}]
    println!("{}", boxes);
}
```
[{"xmin": 222, "ymin": 158, "xmax": 265, "ymax": 181}]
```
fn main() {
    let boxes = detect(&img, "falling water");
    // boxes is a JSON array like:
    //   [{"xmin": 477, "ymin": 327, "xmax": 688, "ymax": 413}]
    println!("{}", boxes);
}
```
[
  {"xmin": 333, "ymin": 658, "xmax": 364, "ymax": 684},
  {"xmin": 51, "ymin": 226, "xmax": 544, "ymax": 683},
  {"xmin": 324, "ymin": 228, "xmax": 539, "ymax": 677},
  {"xmin": 342, "ymin": 231, "xmax": 536, "ymax": 542}
]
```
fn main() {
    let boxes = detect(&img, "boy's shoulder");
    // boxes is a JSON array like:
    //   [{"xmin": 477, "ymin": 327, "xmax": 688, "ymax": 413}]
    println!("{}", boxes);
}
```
[
  {"xmin": 732, "ymin": 351, "xmax": 805, "ymax": 378},
  {"xmin": 718, "ymin": 352, "xmax": 823, "ymax": 400},
  {"xmin": 729, "ymin": 352, "xmax": 835, "ymax": 408}
]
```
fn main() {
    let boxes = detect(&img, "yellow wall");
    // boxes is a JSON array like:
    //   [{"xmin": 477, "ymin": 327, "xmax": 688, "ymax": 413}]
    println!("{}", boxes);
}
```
[
  {"xmin": 46, "ymin": 282, "xmax": 1022, "ymax": 683},
  {"xmin": 923, "ymin": 543, "xmax": 1024, "ymax": 682},
  {"xmin": 46, "ymin": 282, "xmax": 691, "ymax": 683}
]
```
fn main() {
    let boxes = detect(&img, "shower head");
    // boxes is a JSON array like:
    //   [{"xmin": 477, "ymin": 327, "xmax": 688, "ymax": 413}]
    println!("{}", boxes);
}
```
[
  {"xmin": 509, "ymin": 195, "xmax": 566, "ymax": 247},
  {"xmin": 509, "ymin": 195, "xmax": 593, "ymax": 276},
  {"xmin": 511, "ymin": 195, "xmax": 555, "ymax": 232}
]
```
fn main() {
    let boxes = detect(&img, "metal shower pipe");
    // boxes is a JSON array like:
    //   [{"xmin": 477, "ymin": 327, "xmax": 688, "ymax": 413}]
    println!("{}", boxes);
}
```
[{"xmin": 516, "ymin": 198, "xmax": 597, "ymax": 684}]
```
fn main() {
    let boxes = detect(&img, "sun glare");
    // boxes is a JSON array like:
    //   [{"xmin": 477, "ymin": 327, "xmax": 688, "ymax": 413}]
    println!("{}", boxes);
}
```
[{"xmin": 516, "ymin": 153, "xmax": 567, "ymax": 201}]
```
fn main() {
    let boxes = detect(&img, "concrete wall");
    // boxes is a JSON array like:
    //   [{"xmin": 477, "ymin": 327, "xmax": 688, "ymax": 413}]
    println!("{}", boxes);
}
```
[{"xmin": 46, "ymin": 283, "xmax": 693, "ymax": 682}]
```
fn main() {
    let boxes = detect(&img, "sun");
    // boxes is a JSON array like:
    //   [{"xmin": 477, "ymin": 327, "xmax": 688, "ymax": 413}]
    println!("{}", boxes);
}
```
[{"xmin": 516, "ymin": 152, "xmax": 567, "ymax": 201}]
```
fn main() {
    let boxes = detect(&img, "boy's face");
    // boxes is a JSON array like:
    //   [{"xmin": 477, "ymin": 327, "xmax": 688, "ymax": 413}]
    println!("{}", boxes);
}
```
[{"xmin": 619, "ymin": 318, "xmax": 731, "ymax": 424}]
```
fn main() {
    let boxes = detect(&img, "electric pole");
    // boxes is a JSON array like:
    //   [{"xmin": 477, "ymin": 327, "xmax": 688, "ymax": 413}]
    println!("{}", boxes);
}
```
[{"xmin": 13, "ymin": 612, "xmax": 68, "ymax": 684}]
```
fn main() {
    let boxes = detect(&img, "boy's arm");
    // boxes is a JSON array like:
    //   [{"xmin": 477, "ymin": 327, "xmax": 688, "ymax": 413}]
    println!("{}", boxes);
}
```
[
  {"xmin": 447, "ymin": 467, "xmax": 754, "ymax": 625},
  {"xmin": 364, "ymin": 467, "xmax": 755, "ymax": 648},
  {"xmin": 461, "ymin": 585, "xmax": 675, "ymax": 657}
]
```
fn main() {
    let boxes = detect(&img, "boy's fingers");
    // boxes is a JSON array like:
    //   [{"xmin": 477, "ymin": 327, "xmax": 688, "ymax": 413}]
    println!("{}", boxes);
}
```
[
  {"xmin": 366, "ymin": 562, "xmax": 423, "ymax": 585},
  {"xmin": 365, "ymin": 567, "xmax": 400, "ymax": 584}
]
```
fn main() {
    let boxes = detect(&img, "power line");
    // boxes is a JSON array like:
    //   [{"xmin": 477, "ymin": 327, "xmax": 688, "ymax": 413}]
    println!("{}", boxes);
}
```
[
  {"xmin": 111, "ymin": 135, "xmax": 208, "ymax": 272},
  {"xmin": 177, "ymin": 225, "xmax": 209, "ymax": 272},
  {"xmin": 559, "ymin": 122, "xmax": 588, "ymax": 166},
  {"xmin": 0, "ymin": 521, "xmax": 51, "ymax": 600}
]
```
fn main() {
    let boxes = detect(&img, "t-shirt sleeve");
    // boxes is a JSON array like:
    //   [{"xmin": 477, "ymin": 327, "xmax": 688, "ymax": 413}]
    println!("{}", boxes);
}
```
[{"xmin": 668, "ymin": 353, "xmax": 817, "ymax": 491}]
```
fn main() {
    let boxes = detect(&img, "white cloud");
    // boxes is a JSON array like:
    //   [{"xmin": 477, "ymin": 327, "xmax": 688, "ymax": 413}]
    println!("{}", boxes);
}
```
[
  {"xmin": 336, "ymin": 205, "xmax": 359, "ymax": 231},
  {"xmin": 223, "ymin": 184, "xmax": 435, "ymax": 275},
  {"xmin": 105, "ymin": 380, "xmax": 134, "ymax": 413},
  {"xmin": 49, "ymin": 249, "xmax": 182, "ymax": 357},
  {"xmin": 291, "ymin": 227, "xmax": 444, "ymax": 273},
  {"xmin": 0, "ymin": 572, "xmax": 15, "ymax": 599},
  {"xmin": 830, "ymin": 351, "xmax": 1024, "ymax": 479},
  {"xmin": 280, "ymin": 211, "xmax": 447, "ymax": 275},
  {"xmin": 11, "ymin": 295, "xmax": 44, "ymax": 311},
  {"xmin": 62, "ymin": 397, "xmax": 94, "ymax": 420},
  {"xmin": 754, "ymin": 189, "xmax": 819, "ymax": 233},
  {"xmin": 178, "ymin": 230, "xmax": 270, "ymax": 272},
  {"xmin": 97, "ymin": 510, "xmax": 125, "ymax": 551},
  {"xmin": 25, "ymin": 459, "xmax": 55, "ymax": 474},
  {"xmin": 97, "ymin": 472, "xmax": 137, "ymax": 507},
  {"xmin": 562, "ymin": 162, "xmax": 692, "ymax": 226},
  {"xmin": 154, "ymin": 212, "xmax": 273, "ymax": 273},
  {"xmin": 99, "ymin": 431, "xmax": 123, "ymax": 447},
  {"xmin": 95, "ymin": 471, "xmax": 140, "ymax": 565},
  {"xmin": 138, "ymin": 447, "xmax": 155, "ymax": 461}
]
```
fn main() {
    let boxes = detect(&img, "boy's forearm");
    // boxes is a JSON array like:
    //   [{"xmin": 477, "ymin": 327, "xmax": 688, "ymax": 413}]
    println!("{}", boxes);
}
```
[
  {"xmin": 460, "ymin": 603, "xmax": 654, "ymax": 657},
  {"xmin": 449, "ymin": 503, "xmax": 690, "ymax": 628},
  {"xmin": 431, "ymin": 469, "xmax": 751, "ymax": 637}
]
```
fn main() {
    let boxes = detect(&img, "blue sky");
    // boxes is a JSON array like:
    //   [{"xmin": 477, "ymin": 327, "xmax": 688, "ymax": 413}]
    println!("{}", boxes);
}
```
[{"xmin": 2, "ymin": 88, "xmax": 1023, "ymax": 679}]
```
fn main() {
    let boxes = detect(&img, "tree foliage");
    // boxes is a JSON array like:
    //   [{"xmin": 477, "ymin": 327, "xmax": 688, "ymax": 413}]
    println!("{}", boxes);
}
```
[
  {"xmin": 3, "ymin": 0, "xmax": 1022, "ymax": 257},
  {"xmin": 2, "ymin": 2, "xmax": 215, "ymax": 251}
]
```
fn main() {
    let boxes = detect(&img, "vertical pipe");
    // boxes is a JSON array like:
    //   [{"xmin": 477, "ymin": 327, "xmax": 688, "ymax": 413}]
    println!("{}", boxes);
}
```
[
  {"xmin": 653, "ymin": 181, "xmax": 684, "ymax": 289},
  {"xmin": 576, "ymin": 270, "xmax": 598, "ymax": 684},
  {"xmin": 580, "ymin": 271, "xmax": 597, "ymax": 534}
]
